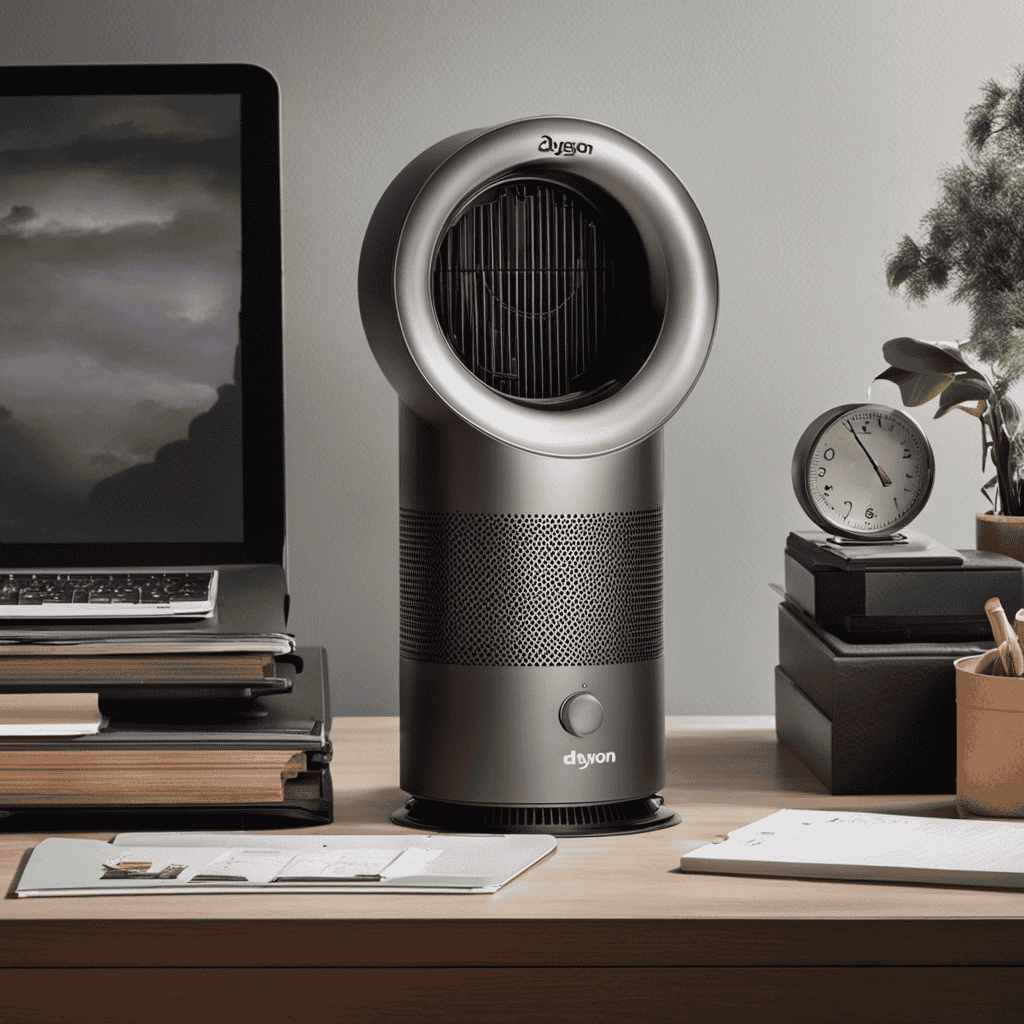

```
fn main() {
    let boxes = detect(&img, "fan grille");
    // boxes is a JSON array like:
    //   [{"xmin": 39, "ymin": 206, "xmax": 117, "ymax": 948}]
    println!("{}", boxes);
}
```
[
  {"xmin": 433, "ymin": 181, "xmax": 617, "ymax": 401},
  {"xmin": 399, "ymin": 508, "xmax": 663, "ymax": 666}
]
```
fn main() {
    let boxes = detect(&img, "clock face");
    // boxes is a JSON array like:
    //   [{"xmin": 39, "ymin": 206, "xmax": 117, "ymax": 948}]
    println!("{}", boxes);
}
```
[{"xmin": 793, "ymin": 404, "xmax": 935, "ymax": 538}]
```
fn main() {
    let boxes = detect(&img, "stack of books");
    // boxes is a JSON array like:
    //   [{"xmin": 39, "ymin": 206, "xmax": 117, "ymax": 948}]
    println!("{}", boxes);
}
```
[{"xmin": 0, "ymin": 643, "xmax": 332, "ymax": 825}]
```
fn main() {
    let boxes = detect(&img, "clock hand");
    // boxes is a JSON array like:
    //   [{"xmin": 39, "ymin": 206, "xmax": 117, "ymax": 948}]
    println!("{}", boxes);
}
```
[{"xmin": 844, "ymin": 420, "xmax": 892, "ymax": 486}]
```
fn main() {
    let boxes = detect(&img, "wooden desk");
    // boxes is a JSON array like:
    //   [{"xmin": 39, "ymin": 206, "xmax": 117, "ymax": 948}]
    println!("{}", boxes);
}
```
[{"xmin": 0, "ymin": 716, "xmax": 1020, "ymax": 1023}]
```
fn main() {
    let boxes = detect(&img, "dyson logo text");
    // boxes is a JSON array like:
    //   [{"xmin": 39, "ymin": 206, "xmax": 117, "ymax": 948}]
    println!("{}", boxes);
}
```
[
  {"xmin": 538, "ymin": 135, "xmax": 593, "ymax": 157},
  {"xmin": 563, "ymin": 749, "xmax": 617, "ymax": 770}
]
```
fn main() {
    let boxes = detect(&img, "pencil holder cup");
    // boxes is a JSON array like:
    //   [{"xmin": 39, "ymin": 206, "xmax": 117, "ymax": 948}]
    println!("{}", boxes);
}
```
[{"xmin": 954, "ymin": 653, "xmax": 1024, "ymax": 818}]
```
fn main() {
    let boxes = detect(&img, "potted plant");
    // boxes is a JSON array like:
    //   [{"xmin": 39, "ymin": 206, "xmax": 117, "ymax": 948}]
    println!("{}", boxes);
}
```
[{"xmin": 878, "ymin": 66, "xmax": 1024, "ymax": 557}]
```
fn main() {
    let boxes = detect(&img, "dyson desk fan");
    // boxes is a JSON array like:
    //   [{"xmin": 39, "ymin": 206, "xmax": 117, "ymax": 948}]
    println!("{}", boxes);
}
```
[{"xmin": 359, "ymin": 117, "xmax": 717, "ymax": 835}]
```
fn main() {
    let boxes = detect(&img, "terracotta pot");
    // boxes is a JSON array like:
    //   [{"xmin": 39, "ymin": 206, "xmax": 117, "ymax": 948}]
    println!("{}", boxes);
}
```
[
  {"xmin": 975, "ymin": 513, "xmax": 1024, "ymax": 564},
  {"xmin": 954, "ymin": 653, "xmax": 1024, "ymax": 818}
]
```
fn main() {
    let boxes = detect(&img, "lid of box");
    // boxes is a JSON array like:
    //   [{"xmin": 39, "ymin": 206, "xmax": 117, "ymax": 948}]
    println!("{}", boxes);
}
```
[
  {"xmin": 786, "ymin": 531, "xmax": 1024, "ymax": 573},
  {"xmin": 780, "ymin": 600, "xmax": 992, "ymax": 659}
]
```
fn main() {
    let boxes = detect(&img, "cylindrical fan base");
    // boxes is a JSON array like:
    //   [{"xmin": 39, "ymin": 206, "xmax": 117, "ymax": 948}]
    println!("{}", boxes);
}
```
[{"xmin": 392, "ymin": 795, "xmax": 680, "ymax": 837}]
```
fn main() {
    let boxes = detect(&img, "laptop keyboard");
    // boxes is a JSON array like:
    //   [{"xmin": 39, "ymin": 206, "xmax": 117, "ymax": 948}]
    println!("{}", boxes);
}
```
[{"xmin": 0, "ymin": 571, "xmax": 218, "ymax": 618}]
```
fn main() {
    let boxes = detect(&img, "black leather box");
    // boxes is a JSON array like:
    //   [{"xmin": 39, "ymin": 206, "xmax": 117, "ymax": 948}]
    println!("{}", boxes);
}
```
[
  {"xmin": 775, "ymin": 602, "xmax": 988, "ymax": 795},
  {"xmin": 784, "ymin": 534, "xmax": 1024, "ymax": 642}
]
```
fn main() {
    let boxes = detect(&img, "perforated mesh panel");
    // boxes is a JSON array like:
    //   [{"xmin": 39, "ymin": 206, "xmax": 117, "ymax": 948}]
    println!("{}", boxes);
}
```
[{"xmin": 400, "ymin": 509, "xmax": 662, "ymax": 666}]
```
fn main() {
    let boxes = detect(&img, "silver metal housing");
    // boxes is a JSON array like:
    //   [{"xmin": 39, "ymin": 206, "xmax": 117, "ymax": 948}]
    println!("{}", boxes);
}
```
[
  {"xmin": 397, "ymin": 408, "xmax": 666, "ymax": 810},
  {"xmin": 359, "ymin": 117, "xmax": 718, "ymax": 833}
]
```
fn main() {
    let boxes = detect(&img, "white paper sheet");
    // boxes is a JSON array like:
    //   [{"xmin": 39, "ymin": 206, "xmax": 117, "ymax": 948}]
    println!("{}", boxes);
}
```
[{"xmin": 679, "ymin": 809, "xmax": 1024, "ymax": 887}]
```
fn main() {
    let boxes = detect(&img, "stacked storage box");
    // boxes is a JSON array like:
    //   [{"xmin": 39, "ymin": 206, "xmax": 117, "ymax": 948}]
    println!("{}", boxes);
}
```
[{"xmin": 776, "ymin": 534, "xmax": 1023, "ymax": 795}]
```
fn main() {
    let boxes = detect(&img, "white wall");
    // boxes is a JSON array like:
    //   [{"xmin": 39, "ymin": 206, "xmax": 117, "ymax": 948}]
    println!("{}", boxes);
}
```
[{"xmin": 3, "ymin": 0, "xmax": 1022, "ymax": 714}]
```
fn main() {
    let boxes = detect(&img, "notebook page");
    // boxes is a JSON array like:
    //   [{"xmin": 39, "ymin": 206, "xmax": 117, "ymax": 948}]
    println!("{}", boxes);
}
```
[{"xmin": 681, "ymin": 809, "xmax": 1024, "ymax": 876}]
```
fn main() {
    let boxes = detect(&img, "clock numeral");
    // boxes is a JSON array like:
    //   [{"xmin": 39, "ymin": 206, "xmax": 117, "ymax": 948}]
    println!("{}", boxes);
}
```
[
  {"xmin": 823, "ymin": 448, "xmax": 835, "ymax": 461},
  {"xmin": 842, "ymin": 501, "xmax": 852, "ymax": 519},
  {"xmin": 865, "ymin": 508, "xmax": 875, "ymax": 519},
  {"xmin": 817, "ymin": 467, "xmax": 826, "ymax": 477},
  {"xmin": 903, "ymin": 449, "xmax": 912, "ymax": 459}
]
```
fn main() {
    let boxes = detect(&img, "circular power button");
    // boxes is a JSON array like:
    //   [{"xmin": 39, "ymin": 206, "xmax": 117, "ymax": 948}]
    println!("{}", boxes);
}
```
[{"xmin": 559, "ymin": 692, "xmax": 604, "ymax": 737}]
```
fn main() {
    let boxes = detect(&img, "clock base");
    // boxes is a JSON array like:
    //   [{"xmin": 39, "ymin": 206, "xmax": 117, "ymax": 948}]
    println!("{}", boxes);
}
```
[
  {"xmin": 787, "ymin": 529, "xmax": 964, "ymax": 569},
  {"xmin": 826, "ymin": 532, "xmax": 910, "ymax": 547}
]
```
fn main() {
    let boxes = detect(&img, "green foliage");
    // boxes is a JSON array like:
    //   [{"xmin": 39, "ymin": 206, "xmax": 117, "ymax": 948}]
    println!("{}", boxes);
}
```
[
  {"xmin": 886, "ymin": 66, "xmax": 1024, "ymax": 382},
  {"xmin": 883, "ymin": 67, "xmax": 1024, "ymax": 514}
]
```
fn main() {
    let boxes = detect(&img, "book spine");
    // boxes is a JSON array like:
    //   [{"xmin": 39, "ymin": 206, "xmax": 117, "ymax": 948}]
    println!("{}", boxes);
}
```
[
  {"xmin": 0, "ymin": 750, "xmax": 305, "ymax": 769},
  {"xmin": 0, "ymin": 769, "xmax": 291, "ymax": 803},
  {"xmin": 0, "ymin": 656, "xmax": 274, "ymax": 680}
]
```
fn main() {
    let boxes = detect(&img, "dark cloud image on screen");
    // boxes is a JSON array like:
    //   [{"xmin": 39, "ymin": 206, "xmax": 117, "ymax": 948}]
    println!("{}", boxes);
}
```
[
  {"xmin": 88, "ymin": 345, "xmax": 242, "ymax": 542},
  {"xmin": 0, "ymin": 92, "xmax": 243, "ymax": 544}
]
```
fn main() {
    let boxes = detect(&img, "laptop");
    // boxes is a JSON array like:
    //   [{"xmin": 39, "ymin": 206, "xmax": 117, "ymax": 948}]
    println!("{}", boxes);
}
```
[{"xmin": 0, "ymin": 63, "xmax": 288, "ymax": 640}]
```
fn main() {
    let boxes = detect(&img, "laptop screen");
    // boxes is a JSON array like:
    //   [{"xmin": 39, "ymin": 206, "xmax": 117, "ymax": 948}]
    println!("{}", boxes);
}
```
[{"xmin": 0, "ymin": 64, "xmax": 284, "ymax": 569}]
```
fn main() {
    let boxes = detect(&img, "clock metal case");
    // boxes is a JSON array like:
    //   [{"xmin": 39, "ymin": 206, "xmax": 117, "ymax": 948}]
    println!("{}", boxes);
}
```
[
  {"xmin": 359, "ymin": 117, "xmax": 718, "ymax": 834},
  {"xmin": 791, "ymin": 403, "xmax": 936, "ymax": 540}
]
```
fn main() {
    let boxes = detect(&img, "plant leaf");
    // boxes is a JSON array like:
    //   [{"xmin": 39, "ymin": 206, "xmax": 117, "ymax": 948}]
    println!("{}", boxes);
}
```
[
  {"xmin": 934, "ymin": 377, "xmax": 993, "ymax": 417},
  {"xmin": 874, "ymin": 365, "xmax": 954, "ymax": 406},
  {"xmin": 982, "ymin": 476, "xmax": 999, "ymax": 514},
  {"xmin": 881, "ymin": 337, "xmax": 985, "ymax": 379},
  {"xmin": 999, "ymin": 396, "xmax": 1021, "ymax": 436},
  {"xmin": 948, "ymin": 401, "xmax": 986, "ymax": 419}
]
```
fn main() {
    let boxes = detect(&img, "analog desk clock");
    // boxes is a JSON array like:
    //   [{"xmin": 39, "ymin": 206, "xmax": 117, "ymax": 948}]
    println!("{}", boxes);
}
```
[{"xmin": 792, "ymin": 403, "xmax": 935, "ymax": 541}]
